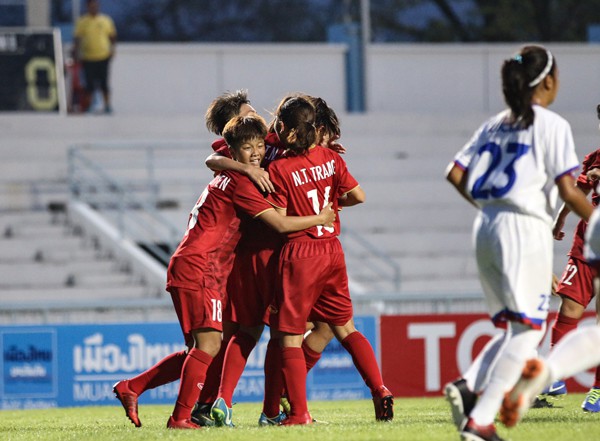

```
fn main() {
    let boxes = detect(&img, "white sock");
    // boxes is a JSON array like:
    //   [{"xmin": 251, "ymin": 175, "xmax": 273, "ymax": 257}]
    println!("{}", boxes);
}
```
[
  {"xmin": 464, "ymin": 332, "xmax": 506, "ymax": 393},
  {"xmin": 469, "ymin": 322, "xmax": 545, "ymax": 426},
  {"xmin": 547, "ymin": 326, "xmax": 600, "ymax": 381}
]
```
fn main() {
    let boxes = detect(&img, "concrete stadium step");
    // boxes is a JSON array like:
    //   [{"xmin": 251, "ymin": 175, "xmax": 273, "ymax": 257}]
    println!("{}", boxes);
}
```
[
  {"xmin": 76, "ymin": 272, "xmax": 139, "ymax": 287},
  {"xmin": 352, "ymin": 230, "xmax": 473, "ymax": 257},
  {"xmin": 0, "ymin": 182, "xmax": 68, "ymax": 214},
  {"xmin": 360, "ymin": 180, "xmax": 463, "ymax": 208},
  {"xmin": 4, "ymin": 245, "xmax": 108, "ymax": 265},
  {"xmin": 390, "ymin": 277, "xmax": 484, "ymax": 296},
  {"xmin": 347, "ymin": 254, "xmax": 477, "ymax": 280},
  {"xmin": 343, "ymin": 156, "xmax": 453, "ymax": 182},
  {"xmin": 341, "ymin": 206, "xmax": 474, "ymax": 233},
  {"xmin": 1, "ymin": 222, "xmax": 71, "ymax": 239},
  {"xmin": 0, "ymin": 236, "xmax": 91, "ymax": 260},
  {"xmin": 0, "ymin": 209, "xmax": 57, "ymax": 228},
  {"xmin": 0, "ymin": 260, "xmax": 122, "ymax": 287},
  {"xmin": 0, "ymin": 285, "xmax": 152, "ymax": 303}
]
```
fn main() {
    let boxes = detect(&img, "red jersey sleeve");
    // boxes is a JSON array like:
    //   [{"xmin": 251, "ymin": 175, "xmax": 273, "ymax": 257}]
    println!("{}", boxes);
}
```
[
  {"xmin": 211, "ymin": 138, "xmax": 232, "ymax": 158},
  {"xmin": 334, "ymin": 153, "xmax": 360, "ymax": 197},
  {"xmin": 233, "ymin": 176, "xmax": 274, "ymax": 217},
  {"xmin": 578, "ymin": 149, "xmax": 600, "ymax": 189}
]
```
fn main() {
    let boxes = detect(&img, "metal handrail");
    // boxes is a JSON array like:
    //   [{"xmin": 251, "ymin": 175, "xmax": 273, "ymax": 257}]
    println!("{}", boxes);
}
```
[{"xmin": 68, "ymin": 146, "xmax": 182, "ymax": 264}]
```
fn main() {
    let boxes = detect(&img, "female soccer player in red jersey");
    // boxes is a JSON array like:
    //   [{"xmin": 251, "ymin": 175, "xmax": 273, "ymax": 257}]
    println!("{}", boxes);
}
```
[
  {"xmin": 266, "ymin": 96, "xmax": 393, "ymax": 425},
  {"xmin": 548, "ymin": 134, "xmax": 600, "ymax": 410},
  {"xmin": 113, "ymin": 115, "xmax": 335, "ymax": 429}
]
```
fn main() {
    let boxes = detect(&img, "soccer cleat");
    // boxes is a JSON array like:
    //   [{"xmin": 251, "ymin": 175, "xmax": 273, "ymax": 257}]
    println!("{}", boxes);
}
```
[
  {"xmin": 500, "ymin": 358, "xmax": 551, "ymax": 428},
  {"xmin": 531, "ymin": 396, "xmax": 553, "ymax": 409},
  {"xmin": 280, "ymin": 411, "xmax": 313, "ymax": 425},
  {"xmin": 211, "ymin": 397, "xmax": 234, "ymax": 427},
  {"xmin": 372, "ymin": 385, "xmax": 394, "ymax": 421},
  {"xmin": 460, "ymin": 418, "xmax": 505, "ymax": 441},
  {"xmin": 113, "ymin": 380, "xmax": 141, "ymax": 427},
  {"xmin": 191, "ymin": 402, "xmax": 215, "ymax": 427},
  {"xmin": 582, "ymin": 387, "xmax": 600, "ymax": 412},
  {"xmin": 258, "ymin": 411, "xmax": 287, "ymax": 426},
  {"xmin": 166, "ymin": 415, "xmax": 201, "ymax": 429},
  {"xmin": 444, "ymin": 378, "xmax": 477, "ymax": 430},
  {"xmin": 540, "ymin": 379, "xmax": 567, "ymax": 397}
]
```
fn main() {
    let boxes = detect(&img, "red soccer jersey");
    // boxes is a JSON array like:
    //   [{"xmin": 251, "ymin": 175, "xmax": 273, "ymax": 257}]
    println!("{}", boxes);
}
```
[
  {"xmin": 166, "ymin": 170, "xmax": 273, "ymax": 291},
  {"xmin": 268, "ymin": 145, "xmax": 359, "ymax": 240},
  {"xmin": 568, "ymin": 148, "xmax": 600, "ymax": 260}
]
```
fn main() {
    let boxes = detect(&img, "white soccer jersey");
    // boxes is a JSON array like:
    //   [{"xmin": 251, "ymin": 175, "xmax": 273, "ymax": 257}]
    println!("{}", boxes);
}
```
[{"xmin": 454, "ymin": 105, "xmax": 579, "ymax": 226}]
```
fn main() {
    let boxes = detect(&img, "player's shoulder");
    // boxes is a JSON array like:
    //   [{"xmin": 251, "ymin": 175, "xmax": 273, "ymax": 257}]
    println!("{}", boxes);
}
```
[
  {"xmin": 582, "ymin": 148, "xmax": 600, "ymax": 171},
  {"xmin": 584, "ymin": 148, "xmax": 600, "ymax": 161},
  {"xmin": 313, "ymin": 144, "xmax": 341, "ymax": 160},
  {"xmin": 533, "ymin": 105, "xmax": 570, "ymax": 128},
  {"xmin": 218, "ymin": 169, "xmax": 244, "ymax": 186},
  {"xmin": 475, "ymin": 109, "xmax": 510, "ymax": 136}
]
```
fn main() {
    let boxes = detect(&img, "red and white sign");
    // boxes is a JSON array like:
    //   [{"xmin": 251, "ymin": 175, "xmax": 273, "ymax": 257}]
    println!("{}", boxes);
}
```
[{"xmin": 381, "ymin": 313, "xmax": 597, "ymax": 397}]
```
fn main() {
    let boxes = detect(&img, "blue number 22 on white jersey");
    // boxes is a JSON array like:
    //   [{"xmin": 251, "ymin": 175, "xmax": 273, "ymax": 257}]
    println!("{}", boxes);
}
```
[{"xmin": 470, "ymin": 142, "xmax": 530, "ymax": 200}]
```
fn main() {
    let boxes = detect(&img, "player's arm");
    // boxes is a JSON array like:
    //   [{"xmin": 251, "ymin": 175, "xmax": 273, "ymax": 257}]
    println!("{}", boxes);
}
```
[
  {"xmin": 256, "ymin": 203, "xmax": 335, "ymax": 234},
  {"xmin": 205, "ymin": 152, "xmax": 275, "ymax": 193},
  {"xmin": 445, "ymin": 161, "xmax": 478, "ymax": 208},
  {"xmin": 557, "ymin": 174, "xmax": 593, "ymax": 222},
  {"xmin": 338, "ymin": 186, "xmax": 365, "ymax": 207},
  {"xmin": 553, "ymin": 182, "xmax": 590, "ymax": 240}
]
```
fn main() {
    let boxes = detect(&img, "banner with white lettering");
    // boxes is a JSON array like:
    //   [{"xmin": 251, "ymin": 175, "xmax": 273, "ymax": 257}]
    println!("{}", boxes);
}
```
[
  {"xmin": 381, "ymin": 313, "xmax": 597, "ymax": 397},
  {"xmin": 0, "ymin": 318, "xmax": 376, "ymax": 409}
]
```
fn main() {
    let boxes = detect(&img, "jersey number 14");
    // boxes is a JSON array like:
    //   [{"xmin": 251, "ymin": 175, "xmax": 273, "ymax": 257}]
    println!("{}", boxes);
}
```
[{"xmin": 307, "ymin": 187, "xmax": 335, "ymax": 236}]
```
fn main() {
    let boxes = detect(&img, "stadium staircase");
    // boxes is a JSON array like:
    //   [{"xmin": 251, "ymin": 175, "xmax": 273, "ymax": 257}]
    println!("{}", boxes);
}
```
[{"xmin": 0, "ymin": 199, "xmax": 173, "ymax": 325}]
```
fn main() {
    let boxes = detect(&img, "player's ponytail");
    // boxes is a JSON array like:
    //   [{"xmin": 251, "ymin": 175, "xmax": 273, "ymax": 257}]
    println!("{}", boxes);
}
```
[
  {"xmin": 501, "ymin": 45, "xmax": 555, "ymax": 128},
  {"xmin": 274, "ymin": 96, "xmax": 317, "ymax": 154}
]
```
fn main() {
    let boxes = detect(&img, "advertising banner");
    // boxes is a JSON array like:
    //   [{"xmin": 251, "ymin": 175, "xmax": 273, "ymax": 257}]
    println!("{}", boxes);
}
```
[
  {"xmin": 381, "ymin": 312, "xmax": 597, "ymax": 397},
  {"xmin": 0, "ymin": 317, "xmax": 376, "ymax": 409}
]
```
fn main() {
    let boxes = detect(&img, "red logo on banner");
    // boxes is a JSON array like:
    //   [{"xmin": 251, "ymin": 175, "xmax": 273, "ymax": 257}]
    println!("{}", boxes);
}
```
[{"xmin": 381, "ymin": 313, "xmax": 597, "ymax": 397}]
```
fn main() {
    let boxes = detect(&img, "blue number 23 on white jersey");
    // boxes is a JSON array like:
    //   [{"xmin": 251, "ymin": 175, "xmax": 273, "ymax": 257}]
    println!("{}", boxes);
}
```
[{"xmin": 470, "ymin": 142, "xmax": 530, "ymax": 200}]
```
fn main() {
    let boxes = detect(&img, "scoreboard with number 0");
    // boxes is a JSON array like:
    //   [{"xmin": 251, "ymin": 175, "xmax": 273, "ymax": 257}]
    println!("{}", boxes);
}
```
[{"xmin": 0, "ymin": 28, "xmax": 67, "ymax": 113}]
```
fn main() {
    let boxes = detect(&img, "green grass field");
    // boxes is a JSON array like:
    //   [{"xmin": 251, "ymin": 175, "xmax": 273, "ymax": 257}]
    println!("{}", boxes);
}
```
[{"xmin": 1, "ymin": 394, "xmax": 599, "ymax": 441}]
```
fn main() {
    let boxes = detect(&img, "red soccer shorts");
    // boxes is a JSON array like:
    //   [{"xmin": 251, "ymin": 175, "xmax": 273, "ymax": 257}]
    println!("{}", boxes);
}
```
[
  {"xmin": 168, "ymin": 286, "xmax": 224, "ymax": 346},
  {"xmin": 556, "ymin": 257, "xmax": 597, "ymax": 307},
  {"xmin": 226, "ymin": 245, "xmax": 279, "ymax": 327},
  {"xmin": 270, "ymin": 237, "xmax": 353, "ymax": 334}
]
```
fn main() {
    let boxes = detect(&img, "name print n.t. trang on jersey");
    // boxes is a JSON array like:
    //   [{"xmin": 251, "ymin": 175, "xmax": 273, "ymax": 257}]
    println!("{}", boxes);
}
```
[{"xmin": 291, "ymin": 159, "xmax": 336, "ymax": 187}]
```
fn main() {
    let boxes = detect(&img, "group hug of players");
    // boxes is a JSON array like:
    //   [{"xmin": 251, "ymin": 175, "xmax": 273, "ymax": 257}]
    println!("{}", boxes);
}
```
[{"xmin": 112, "ymin": 90, "xmax": 394, "ymax": 429}]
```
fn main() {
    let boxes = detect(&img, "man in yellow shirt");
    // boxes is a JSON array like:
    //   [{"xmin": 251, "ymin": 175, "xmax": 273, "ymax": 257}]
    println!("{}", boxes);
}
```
[{"xmin": 73, "ymin": 0, "xmax": 116, "ymax": 113}]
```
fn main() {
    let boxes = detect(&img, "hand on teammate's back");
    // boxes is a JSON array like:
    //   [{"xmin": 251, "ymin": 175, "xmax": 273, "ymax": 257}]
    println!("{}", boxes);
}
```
[{"xmin": 245, "ymin": 166, "xmax": 275, "ymax": 193}]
